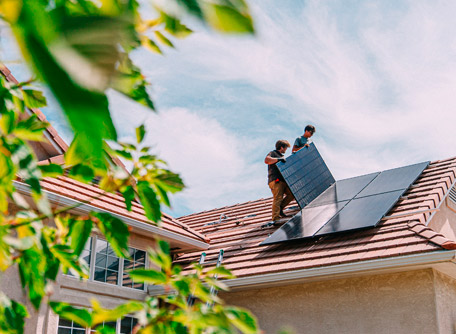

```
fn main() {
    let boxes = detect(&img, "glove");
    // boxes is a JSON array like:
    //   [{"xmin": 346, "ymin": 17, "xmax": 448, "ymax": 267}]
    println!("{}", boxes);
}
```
[{"xmin": 277, "ymin": 157, "xmax": 286, "ymax": 163}]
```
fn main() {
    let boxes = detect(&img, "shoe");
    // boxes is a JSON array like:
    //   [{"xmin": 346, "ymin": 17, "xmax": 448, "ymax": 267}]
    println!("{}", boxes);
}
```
[{"xmin": 279, "ymin": 209, "xmax": 289, "ymax": 218}]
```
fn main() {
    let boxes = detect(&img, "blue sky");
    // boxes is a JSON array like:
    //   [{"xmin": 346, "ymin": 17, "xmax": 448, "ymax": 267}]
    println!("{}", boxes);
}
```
[{"xmin": 2, "ymin": 0, "xmax": 456, "ymax": 217}]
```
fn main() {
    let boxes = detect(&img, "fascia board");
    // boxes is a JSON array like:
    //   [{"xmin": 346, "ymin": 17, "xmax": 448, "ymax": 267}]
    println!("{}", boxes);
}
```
[
  {"xmin": 14, "ymin": 181, "xmax": 209, "ymax": 250},
  {"xmin": 148, "ymin": 250, "xmax": 456, "ymax": 295}
]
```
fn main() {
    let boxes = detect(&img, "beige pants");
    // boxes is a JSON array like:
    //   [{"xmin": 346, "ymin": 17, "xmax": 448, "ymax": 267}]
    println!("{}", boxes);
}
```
[{"xmin": 268, "ymin": 180, "xmax": 294, "ymax": 221}]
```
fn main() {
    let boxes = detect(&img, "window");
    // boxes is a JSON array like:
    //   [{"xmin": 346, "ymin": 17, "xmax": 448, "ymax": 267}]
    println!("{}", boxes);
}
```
[
  {"xmin": 58, "ymin": 317, "xmax": 137, "ymax": 334},
  {"xmin": 57, "ymin": 317, "xmax": 85, "ymax": 334},
  {"xmin": 66, "ymin": 236, "xmax": 147, "ymax": 291}
]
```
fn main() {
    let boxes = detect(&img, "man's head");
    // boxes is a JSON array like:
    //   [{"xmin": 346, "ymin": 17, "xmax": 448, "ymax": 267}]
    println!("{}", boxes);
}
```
[
  {"xmin": 275, "ymin": 140, "xmax": 290, "ymax": 153},
  {"xmin": 304, "ymin": 124, "xmax": 316, "ymax": 138}
]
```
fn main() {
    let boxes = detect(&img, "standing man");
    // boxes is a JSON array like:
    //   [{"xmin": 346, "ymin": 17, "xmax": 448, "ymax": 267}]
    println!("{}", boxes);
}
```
[
  {"xmin": 292, "ymin": 125, "xmax": 316, "ymax": 153},
  {"xmin": 264, "ymin": 140, "xmax": 294, "ymax": 223}
]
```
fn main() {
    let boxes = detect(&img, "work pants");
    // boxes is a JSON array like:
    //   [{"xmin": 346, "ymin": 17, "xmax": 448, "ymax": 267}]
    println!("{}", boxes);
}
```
[{"xmin": 268, "ymin": 180, "xmax": 294, "ymax": 221}]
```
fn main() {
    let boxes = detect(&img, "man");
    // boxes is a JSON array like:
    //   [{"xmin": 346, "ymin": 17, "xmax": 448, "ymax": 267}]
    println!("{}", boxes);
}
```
[
  {"xmin": 264, "ymin": 140, "xmax": 294, "ymax": 223},
  {"xmin": 292, "ymin": 124, "xmax": 315, "ymax": 153}
]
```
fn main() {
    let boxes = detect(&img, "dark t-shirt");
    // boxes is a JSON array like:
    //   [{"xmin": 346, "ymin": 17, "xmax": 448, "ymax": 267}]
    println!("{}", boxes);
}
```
[{"xmin": 266, "ymin": 150, "xmax": 284, "ymax": 183}]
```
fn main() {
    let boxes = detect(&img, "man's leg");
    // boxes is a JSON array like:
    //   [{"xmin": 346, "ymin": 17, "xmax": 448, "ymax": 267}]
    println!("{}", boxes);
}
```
[
  {"xmin": 269, "ymin": 181, "xmax": 284, "ymax": 221},
  {"xmin": 280, "ymin": 185, "xmax": 294, "ymax": 212}
]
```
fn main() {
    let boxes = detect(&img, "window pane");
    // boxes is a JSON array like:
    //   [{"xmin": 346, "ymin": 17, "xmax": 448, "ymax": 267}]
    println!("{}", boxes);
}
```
[
  {"xmin": 120, "ymin": 316, "xmax": 138, "ymax": 334},
  {"xmin": 95, "ymin": 254, "xmax": 107, "ymax": 268},
  {"xmin": 106, "ymin": 270, "xmax": 118, "ymax": 285},
  {"xmin": 58, "ymin": 318, "xmax": 72, "ymax": 327},
  {"xmin": 73, "ymin": 329, "xmax": 85, "ymax": 334},
  {"xmin": 95, "ymin": 239, "xmax": 108, "ymax": 254},
  {"xmin": 107, "ymin": 256, "xmax": 119, "ymax": 271},
  {"xmin": 134, "ymin": 250, "xmax": 146, "ymax": 263},
  {"xmin": 123, "ymin": 247, "xmax": 146, "ymax": 290},
  {"xmin": 57, "ymin": 328, "xmax": 71, "ymax": 334},
  {"xmin": 94, "ymin": 267, "xmax": 106, "ymax": 282}
]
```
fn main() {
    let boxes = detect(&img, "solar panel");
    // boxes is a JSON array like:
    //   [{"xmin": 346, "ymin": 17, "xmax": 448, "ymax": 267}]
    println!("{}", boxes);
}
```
[
  {"xmin": 277, "ymin": 143, "xmax": 335, "ymax": 209},
  {"xmin": 306, "ymin": 172, "xmax": 379, "ymax": 208},
  {"xmin": 355, "ymin": 162, "xmax": 429, "ymax": 198},
  {"xmin": 261, "ymin": 160, "xmax": 430, "ymax": 246},
  {"xmin": 314, "ymin": 190, "xmax": 403, "ymax": 236}
]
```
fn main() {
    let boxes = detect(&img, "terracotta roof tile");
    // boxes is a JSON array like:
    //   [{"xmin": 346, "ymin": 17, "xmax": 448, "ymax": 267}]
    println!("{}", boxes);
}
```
[
  {"xmin": 18, "ymin": 176, "xmax": 207, "ymax": 245},
  {"xmin": 176, "ymin": 157, "xmax": 456, "ymax": 278}
]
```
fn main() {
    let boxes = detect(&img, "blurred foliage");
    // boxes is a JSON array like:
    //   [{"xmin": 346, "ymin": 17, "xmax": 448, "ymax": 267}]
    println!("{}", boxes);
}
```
[{"xmin": 0, "ymin": 0, "xmax": 257, "ymax": 333}]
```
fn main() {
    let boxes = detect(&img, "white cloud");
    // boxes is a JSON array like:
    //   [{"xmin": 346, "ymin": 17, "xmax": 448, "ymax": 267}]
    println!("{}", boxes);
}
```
[{"xmin": 140, "ymin": 107, "xmax": 267, "ymax": 214}]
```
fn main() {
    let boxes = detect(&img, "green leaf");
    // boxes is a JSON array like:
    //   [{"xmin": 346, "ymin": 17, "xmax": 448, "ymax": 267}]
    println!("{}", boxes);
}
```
[
  {"xmin": 141, "ymin": 37, "xmax": 162, "ymax": 54},
  {"xmin": 14, "ymin": 114, "xmax": 49, "ymax": 141},
  {"xmin": 69, "ymin": 164, "xmax": 95, "ymax": 183},
  {"xmin": 51, "ymin": 244, "xmax": 89, "ymax": 277},
  {"xmin": 114, "ymin": 149, "xmax": 133, "ymax": 160},
  {"xmin": 38, "ymin": 163, "xmax": 63, "ymax": 177},
  {"xmin": 17, "ymin": 247, "xmax": 47, "ymax": 309},
  {"xmin": 175, "ymin": 0, "xmax": 203, "ymax": 19},
  {"xmin": 13, "ymin": 2, "xmax": 118, "ymax": 164},
  {"xmin": 206, "ymin": 266, "xmax": 234, "ymax": 278},
  {"xmin": 68, "ymin": 218, "xmax": 93, "ymax": 257},
  {"xmin": 21, "ymin": 89, "xmax": 47, "ymax": 108},
  {"xmin": 0, "ymin": 292, "xmax": 28, "ymax": 334},
  {"xmin": 129, "ymin": 268, "xmax": 167, "ymax": 284},
  {"xmin": 120, "ymin": 185, "xmax": 135, "ymax": 211},
  {"xmin": 154, "ymin": 31, "xmax": 174, "ymax": 48},
  {"xmin": 50, "ymin": 301, "xmax": 92, "ymax": 328},
  {"xmin": 137, "ymin": 181, "xmax": 161, "ymax": 222},
  {"xmin": 160, "ymin": 12, "xmax": 193, "ymax": 38},
  {"xmin": 136, "ymin": 124, "xmax": 146, "ymax": 144},
  {"xmin": 225, "ymin": 307, "xmax": 258, "ymax": 334},
  {"xmin": 91, "ymin": 300, "xmax": 142, "ymax": 325},
  {"xmin": 203, "ymin": 4, "xmax": 254, "ymax": 33},
  {"xmin": 111, "ymin": 55, "xmax": 155, "ymax": 110},
  {"xmin": 92, "ymin": 212, "xmax": 130, "ymax": 257}
]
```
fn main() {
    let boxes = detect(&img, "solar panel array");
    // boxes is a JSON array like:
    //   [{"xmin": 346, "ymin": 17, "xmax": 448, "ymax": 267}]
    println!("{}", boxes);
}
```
[
  {"xmin": 261, "ymin": 161, "xmax": 430, "ymax": 245},
  {"xmin": 277, "ymin": 143, "xmax": 335, "ymax": 209}
]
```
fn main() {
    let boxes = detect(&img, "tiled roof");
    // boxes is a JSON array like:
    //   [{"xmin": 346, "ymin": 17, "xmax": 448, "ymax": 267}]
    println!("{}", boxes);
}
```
[
  {"xmin": 175, "ymin": 158, "xmax": 456, "ymax": 278},
  {"xmin": 18, "ymin": 176, "xmax": 208, "ymax": 245}
]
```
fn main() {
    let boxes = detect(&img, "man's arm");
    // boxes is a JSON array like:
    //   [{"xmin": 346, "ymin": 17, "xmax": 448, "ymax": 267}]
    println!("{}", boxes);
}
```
[
  {"xmin": 265, "ymin": 152, "xmax": 285, "ymax": 164},
  {"xmin": 265, "ymin": 155, "xmax": 281, "ymax": 164}
]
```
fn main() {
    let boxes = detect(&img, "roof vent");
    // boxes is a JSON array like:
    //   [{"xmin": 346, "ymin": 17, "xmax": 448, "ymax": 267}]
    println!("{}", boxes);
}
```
[{"xmin": 449, "ymin": 184, "xmax": 456, "ymax": 205}]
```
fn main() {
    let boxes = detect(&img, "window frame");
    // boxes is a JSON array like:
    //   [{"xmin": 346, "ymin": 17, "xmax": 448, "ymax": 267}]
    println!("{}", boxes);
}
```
[{"xmin": 67, "ymin": 234, "xmax": 148, "ymax": 292}]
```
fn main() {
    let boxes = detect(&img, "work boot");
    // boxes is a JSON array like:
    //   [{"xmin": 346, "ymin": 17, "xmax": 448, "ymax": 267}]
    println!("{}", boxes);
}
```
[{"xmin": 279, "ymin": 209, "xmax": 289, "ymax": 218}]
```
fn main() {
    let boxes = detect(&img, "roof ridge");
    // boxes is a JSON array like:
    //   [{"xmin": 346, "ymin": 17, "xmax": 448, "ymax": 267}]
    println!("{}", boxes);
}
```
[{"xmin": 407, "ymin": 220, "xmax": 456, "ymax": 250}]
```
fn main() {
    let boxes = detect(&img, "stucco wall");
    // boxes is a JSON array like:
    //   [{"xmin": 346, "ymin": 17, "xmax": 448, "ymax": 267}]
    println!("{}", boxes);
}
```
[
  {"xmin": 428, "ymin": 201, "xmax": 456, "ymax": 241},
  {"xmin": 220, "ymin": 269, "xmax": 439, "ymax": 334},
  {"xmin": 434, "ymin": 270, "xmax": 456, "ymax": 334}
]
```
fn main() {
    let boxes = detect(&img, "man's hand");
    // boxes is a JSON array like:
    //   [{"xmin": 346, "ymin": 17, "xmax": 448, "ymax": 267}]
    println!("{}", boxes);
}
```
[{"xmin": 277, "ymin": 157, "xmax": 286, "ymax": 163}]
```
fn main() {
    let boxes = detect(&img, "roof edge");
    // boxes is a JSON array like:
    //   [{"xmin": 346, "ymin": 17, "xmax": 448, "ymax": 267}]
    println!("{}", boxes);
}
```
[
  {"xmin": 148, "ymin": 250, "xmax": 456, "ymax": 295},
  {"xmin": 14, "ymin": 181, "xmax": 209, "ymax": 251}
]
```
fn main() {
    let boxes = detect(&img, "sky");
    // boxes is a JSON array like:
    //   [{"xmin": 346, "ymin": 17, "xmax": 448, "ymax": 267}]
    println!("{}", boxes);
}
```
[{"xmin": 2, "ymin": 0, "xmax": 456, "ymax": 217}]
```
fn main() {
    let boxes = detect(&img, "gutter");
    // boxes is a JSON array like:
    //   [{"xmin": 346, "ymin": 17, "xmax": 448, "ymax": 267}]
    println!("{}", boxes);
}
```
[
  {"xmin": 148, "ymin": 250, "xmax": 456, "ymax": 295},
  {"xmin": 14, "ymin": 181, "xmax": 209, "ymax": 251}
]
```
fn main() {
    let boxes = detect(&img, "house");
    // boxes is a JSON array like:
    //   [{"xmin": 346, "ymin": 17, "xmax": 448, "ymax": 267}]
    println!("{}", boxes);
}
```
[
  {"xmin": 0, "ymin": 67, "xmax": 209, "ymax": 334},
  {"xmin": 163, "ymin": 157, "xmax": 456, "ymax": 334},
  {"xmin": 3, "ymin": 65, "xmax": 456, "ymax": 334}
]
